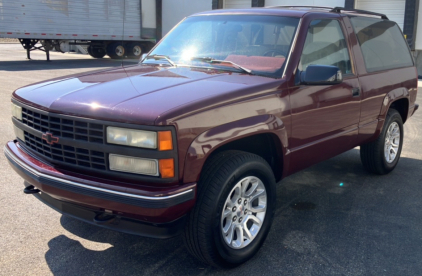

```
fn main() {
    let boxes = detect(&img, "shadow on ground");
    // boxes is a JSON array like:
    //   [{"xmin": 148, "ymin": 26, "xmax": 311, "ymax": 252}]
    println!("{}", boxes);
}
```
[
  {"xmin": 0, "ymin": 59, "xmax": 139, "ymax": 71},
  {"xmin": 44, "ymin": 149, "xmax": 422, "ymax": 276}
]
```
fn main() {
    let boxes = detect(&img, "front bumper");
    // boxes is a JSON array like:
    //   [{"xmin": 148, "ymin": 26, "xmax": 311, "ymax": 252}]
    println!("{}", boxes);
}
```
[{"xmin": 4, "ymin": 141, "xmax": 196, "ymax": 238}]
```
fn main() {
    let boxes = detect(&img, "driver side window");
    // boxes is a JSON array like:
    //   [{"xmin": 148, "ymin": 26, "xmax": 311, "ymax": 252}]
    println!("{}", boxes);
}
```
[{"xmin": 299, "ymin": 19, "xmax": 352, "ymax": 74}]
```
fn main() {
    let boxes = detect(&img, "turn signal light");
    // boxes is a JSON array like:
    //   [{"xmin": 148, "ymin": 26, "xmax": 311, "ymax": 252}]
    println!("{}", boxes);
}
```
[
  {"xmin": 158, "ymin": 131, "xmax": 173, "ymax": 151},
  {"xmin": 159, "ymin": 158, "xmax": 174, "ymax": 178}
]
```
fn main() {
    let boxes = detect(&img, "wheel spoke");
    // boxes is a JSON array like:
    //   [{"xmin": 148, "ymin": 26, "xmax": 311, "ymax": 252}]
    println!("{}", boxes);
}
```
[
  {"xmin": 233, "ymin": 225, "xmax": 244, "ymax": 248},
  {"xmin": 243, "ymin": 225, "xmax": 253, "ymax": 240},
  {"xmin": 223, "ymin": 217, "xmax": 233, "ymax": 234},
  {"xmin": 240, "ymin": 177, "xmax": 250, "ymax": 197},
  {"xmin": 225, "ymin": 223, "xmax": 235, "ymax": 244},
  {"xmin": 249, "ymin": 189, "xmax": 266, "ymax": 203},
  {"xmin": 223, "ymin": 208, "xmax": 231, "ymax": 218},
  {"xmin": 249, "ymin": 215, "xmax": 262, "ymax": 226},
  {"xmin": 250, "ymin": 204, "xmax": 266, "ymax": 213},
  {"xmin": 391, "ymin": 132, "xmax": 400, "ymax": 139},
  {"xmin": 245, "ymin": 182, "xmax": 258, "ymax": 197}
]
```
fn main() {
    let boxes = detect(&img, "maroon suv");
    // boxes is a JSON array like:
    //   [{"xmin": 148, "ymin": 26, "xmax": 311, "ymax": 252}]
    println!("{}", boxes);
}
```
[{"xmin": 5, "ymin": 6, "xmax": 419, "ymax": 267}]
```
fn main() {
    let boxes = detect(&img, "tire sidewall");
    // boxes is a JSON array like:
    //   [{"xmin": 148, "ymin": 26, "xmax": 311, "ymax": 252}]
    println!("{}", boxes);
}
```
[
  {"xmin": 381, "ymin": 111, "xmax": 404, "ymax": 171},
  {"xmin": 211, "ymin": 160, "xmax": 276, "ymax": 266},
  {"xmin": 128, "ymin": 43, "xmax": 143, "ymax": 58}
]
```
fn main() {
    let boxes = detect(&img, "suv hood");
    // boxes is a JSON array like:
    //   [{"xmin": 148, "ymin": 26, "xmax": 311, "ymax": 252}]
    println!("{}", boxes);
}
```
[{"xmin": 13, "ymin": 64, "xmax": 277, "ymax": 125}]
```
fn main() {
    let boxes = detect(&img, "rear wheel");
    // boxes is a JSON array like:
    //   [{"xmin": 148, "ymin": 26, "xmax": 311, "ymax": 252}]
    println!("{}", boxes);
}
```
[
  {"xmin": 106, "ymin": 42, "xmax": 125, "ymax": 59},
  {"xmin": 126, "ymin": 42, "xmax": 143, "ymax": 58},
  {"xmin": 87, "ymin": 46, "xmax": 106, "ymax": 58},
  {"xmin": 183, "ymin": 151, "xmax": 276, "ymax": 268},
  {"xmin": 360, "ymin": 109, "xmax": 404, "ymax": 174}
]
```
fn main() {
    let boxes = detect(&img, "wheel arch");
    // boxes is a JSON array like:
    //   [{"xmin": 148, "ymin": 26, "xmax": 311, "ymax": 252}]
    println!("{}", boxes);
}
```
[
  {"xmin": 379, "ymin": 87, "xmax": 410, "ymax": 126},
  {"xmin": 182, "ymin": 115, "xmax": 289, "ymax": 184}
]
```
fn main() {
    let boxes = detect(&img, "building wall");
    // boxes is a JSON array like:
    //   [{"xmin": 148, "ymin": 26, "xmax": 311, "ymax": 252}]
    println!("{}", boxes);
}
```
[
  {"xmin": 415, "ymin": 1, "xmax": 422, "ymax": 50},
  {"xmin": 162, "ymin": 0, "xmax": 212, "ymax": 36},
  {"xmin": 355, "ymin": 0, "xmax": 406, "ymax": 30}
]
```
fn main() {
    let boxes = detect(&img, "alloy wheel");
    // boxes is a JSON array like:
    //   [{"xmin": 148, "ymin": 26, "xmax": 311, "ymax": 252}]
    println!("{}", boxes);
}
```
[
  {"xmin": 220, "ymin": 176, "xmax": 267, "ymax": 249},
  {"xmin": 384, "ymin": 121, "xmax": 400, "ymax": 163}
]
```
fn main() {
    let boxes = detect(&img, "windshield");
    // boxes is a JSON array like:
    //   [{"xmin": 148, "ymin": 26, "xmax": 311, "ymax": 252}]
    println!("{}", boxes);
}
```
[{"xmin": 144, "ymin": 15, "xmax": 300, "ymax": 78}]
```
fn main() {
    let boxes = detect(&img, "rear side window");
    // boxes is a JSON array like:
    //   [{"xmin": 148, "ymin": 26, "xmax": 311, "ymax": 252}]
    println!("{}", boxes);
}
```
[{"xmin": 350, "ymin": 17, "xmax": 413, "ymax": 72}]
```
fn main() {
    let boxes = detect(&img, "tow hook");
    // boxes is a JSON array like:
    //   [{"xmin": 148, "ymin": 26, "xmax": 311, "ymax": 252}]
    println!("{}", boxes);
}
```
[
  {"xmin": 24, "ymin": 185, "xmax": 40, "ymax": 194},
  {"xmin": 93, "ymin": 212, "xmax": 117, "ymax": 225}
]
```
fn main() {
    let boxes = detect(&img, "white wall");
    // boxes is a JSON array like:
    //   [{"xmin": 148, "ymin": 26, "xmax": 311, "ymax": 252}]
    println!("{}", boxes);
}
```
[
  {"xmin": 162, "ymin": 0, "xmax": 212, "ymax": 36},
  {"xmin": 265, "ymin": 0, "xmax": 345, "ymax": 8},
  {"xmin": 355, "ymin": 0, "xmax": 405, "ymax": 30},
  {"xmin": 142, "ymin": 0, "xmax": 156, "ymax": 28},
  {"xmin": 415, "ymin": 2, "xmax": 422, "ymax": 50}
]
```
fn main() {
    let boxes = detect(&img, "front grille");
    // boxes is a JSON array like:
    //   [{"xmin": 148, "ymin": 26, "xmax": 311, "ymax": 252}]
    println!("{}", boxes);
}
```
[
  {"xmin": 23, "ymin": 132, "xmax": 107, "ymax": 170},
  {"xmin": 22, "ymin": 107, "xmax": 105, "ymax": 144}
]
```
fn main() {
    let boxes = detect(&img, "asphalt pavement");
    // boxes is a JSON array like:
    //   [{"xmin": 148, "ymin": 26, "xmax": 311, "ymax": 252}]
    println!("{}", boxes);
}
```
[{"xmin": 0, "ymin": 43, "xmax": 421, "ymax": 276}]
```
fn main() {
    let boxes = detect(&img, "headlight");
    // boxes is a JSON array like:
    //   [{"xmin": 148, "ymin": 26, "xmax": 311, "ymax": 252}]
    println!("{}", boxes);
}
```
[
  {"xmin": 11, "ymin": 103, "xmax": 22, "ymax": 120},
  {"xmin": 109, "ymin": 154, "xmax": 158, "ymax": 176},
  {"xmin": 107, "ymin": 127, "xmax": 157, "ymax": 149}
]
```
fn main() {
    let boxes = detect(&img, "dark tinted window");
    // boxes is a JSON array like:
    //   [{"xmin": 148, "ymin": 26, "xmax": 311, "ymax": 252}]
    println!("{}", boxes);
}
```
[
  {"xmin": 350, "ymin": 17, "xmax": 413, "ymax": 72},
  {"xmin": 299, "ymin": 19, "xmax": 352, "ymax": 74}
]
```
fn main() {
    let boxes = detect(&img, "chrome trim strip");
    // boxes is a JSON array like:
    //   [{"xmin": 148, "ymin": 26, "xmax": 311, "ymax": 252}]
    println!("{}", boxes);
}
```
[
  {"xmin": 282, "ymin": 18, "xmax": 302, "ymax": 79},
  {"xmin": 4, "ymin": 145, "xmax": 192, "ymax": 201}
]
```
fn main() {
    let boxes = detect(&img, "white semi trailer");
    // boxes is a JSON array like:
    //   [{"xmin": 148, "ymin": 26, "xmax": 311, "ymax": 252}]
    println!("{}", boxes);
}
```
[{"xmin": 0, "ymin": 0, "xmax": 159, "ymax": 60}]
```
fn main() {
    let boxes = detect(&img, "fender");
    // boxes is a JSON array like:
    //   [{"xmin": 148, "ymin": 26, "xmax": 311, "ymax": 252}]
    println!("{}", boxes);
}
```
[
  {"xmin": 367, "ymin": 88, "xmax": 410, "ymax": 142},
  {"xmin": 379, "ymin": 87, "xmax": 410, "ymax": 120},
  {"xmin": 182, "ymin": 114, "xmax": 289, "ymax": 183}
]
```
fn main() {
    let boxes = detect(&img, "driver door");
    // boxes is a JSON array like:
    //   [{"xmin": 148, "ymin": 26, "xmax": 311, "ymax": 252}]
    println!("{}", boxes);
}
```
[{"xmin": 288, "ymin": 18, "xmax": 361, "ymax": 173}]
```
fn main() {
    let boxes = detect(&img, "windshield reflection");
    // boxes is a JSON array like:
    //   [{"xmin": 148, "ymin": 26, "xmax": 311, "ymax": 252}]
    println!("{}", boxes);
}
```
[{"xmin": 143, "ymin": 15, "xmax": 299, "ymax": 78}]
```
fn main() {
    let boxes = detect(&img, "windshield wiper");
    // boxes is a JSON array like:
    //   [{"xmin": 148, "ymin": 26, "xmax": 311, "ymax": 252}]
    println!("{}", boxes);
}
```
[
  {"xmin": 144, "ymin": 54, "xmax": 176, "ymax": 67},
  {"xmin": 190, "ymin": 57, "xmax": 252, "ymax": 74}
]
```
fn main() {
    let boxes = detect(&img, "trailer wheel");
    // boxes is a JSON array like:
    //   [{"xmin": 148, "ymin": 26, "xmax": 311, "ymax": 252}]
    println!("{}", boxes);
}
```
[
  {"xmin": 126, "ymin": 43, "xmax": 143, "ymax": 58},
  {"xmin": 87, "ymin": 46, "xmax": 106, "ymax": 59},
  {"xmin": 107, "ymin": 42, "xmax": 125, "ymax": 59}
]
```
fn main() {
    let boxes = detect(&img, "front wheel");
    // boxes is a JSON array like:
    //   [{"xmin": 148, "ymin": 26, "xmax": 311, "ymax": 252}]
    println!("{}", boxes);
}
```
[
  {"xmin": 360, "ymin": 108, "xmax": 404, "ymax": 174},
  {"xmin": 183, "ymin": 151, "xmax": 276, "ymax": 268}
]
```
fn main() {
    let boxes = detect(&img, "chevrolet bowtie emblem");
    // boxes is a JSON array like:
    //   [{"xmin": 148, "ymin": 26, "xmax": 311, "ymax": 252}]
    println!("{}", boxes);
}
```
[{"xmin": 42, "ymin": 132, "xmax": 59, "ymax": 145}]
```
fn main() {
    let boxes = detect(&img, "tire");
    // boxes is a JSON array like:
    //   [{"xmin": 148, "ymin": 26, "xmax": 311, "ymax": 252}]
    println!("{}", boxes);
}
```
[
  {"xmin": 360, "ymin": 108, "xmax": 404, "ymax": 174},
  {"xmin": 87, "ymin": 46, "xmax": 106, "ymax": 59},
  {"xmin": 183, "ymin": 150, "xmax": 276, "ymax": 268},
  {"xmin": 106, "ymin": 42, "xmax": 125, "ymax": 59},
  {"xmin": 126, "ymin": 42, "xmax": 143, "ymax": 58}
]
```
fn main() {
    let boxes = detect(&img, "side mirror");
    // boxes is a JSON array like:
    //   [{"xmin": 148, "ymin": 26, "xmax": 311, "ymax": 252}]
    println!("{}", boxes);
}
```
[{"xmin": 300, "ymin": 65, "xmax": 343, "ymax": 85}]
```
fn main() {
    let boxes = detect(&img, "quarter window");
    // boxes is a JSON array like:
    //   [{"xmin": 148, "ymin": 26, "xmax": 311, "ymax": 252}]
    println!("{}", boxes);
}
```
[
  {"xmin": 350, "ymin": 17, "xmax": 413, "ymax": 72},
  {"xmin": 299, "ymin": 19, "xmax": 352, "ymax": 74}
]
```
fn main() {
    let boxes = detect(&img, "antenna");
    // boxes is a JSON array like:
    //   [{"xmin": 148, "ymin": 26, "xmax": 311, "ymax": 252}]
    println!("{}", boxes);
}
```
[{"xmin": 121, "ymin": 0, "xmax": 126, "ymax": 67}]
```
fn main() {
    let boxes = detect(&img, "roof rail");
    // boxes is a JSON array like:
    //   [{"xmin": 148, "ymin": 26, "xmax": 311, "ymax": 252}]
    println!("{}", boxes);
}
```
[
  {"xmin": 330, "ymin": 7, "xmax": 389, "ymax": 20},
  {"xmin": 265, "ymin": 6, "xmax": 333, "ymax": 10}
]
